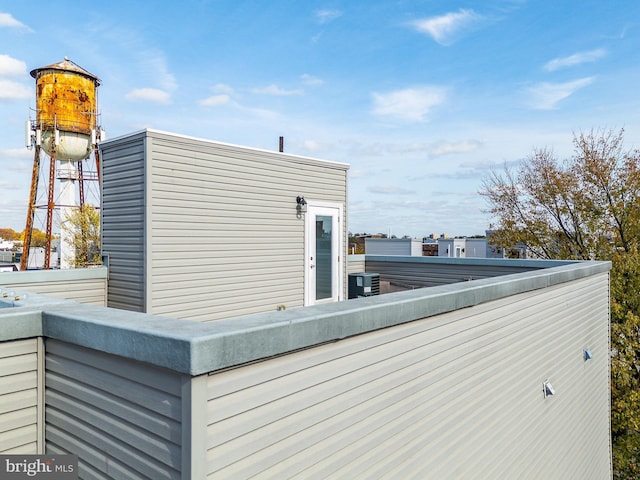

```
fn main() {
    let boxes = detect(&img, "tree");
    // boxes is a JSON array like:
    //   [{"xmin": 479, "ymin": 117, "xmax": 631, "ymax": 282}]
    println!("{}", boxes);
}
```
[
  {"xmin": 0, "ymin": 228, "xmax": 21, "ymax": 241},
  {"xmin": 481, "ymin": 128, "xmax": 640, "ymax": 478},
  {"xmin": 482, "ymin": 129, "xmax": 640, "ymax": 260},
  {"xmin": 610, "ymin": 250, "xmax": 640, "ymax": 478},
  {"xmin": 29, "ymin": 228, "xmax": 49, "ymax": 248},
  {"xmin": 62, "ymin": 204, "xmax": 102, "ymax": 267}
]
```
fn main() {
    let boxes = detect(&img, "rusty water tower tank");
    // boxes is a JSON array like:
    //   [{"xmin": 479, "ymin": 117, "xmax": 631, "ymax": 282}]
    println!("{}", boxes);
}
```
[
  {"xmin": 22, "ymin": 57, "xmax": 102, "ymax": 270},
  {"xmin": 30, "ymin": 57, "xmax": 101, "ymax": 161}
]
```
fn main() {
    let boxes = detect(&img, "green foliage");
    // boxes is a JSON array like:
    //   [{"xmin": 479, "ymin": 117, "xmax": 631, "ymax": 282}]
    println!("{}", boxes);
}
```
[
  {"xmin": 62, "ymin": 205, "xmax": 102, "ymax": 267},
  {"xmin": 611, "ymin": 250, "xmax": 640, "ymax": 478},
  {"xmin": 482, "ymin": 129, "xmax": 640, "ymax": 478},
  {"xmin": 29, "ymin": 229, "xmax": 49, "ymax": 248},
  {"xmin": 482, "ymin": 129, "xmax": 640, "ymax": 260},
  {"xmin": 0, "ymin": 228, "xmax": 21, "ymax": 241}
]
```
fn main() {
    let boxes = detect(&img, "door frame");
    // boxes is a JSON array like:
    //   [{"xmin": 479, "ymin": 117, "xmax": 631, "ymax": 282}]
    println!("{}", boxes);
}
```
[{"xmin": 304, "ymin": 201, "xmax": 344, "ymax": 306}]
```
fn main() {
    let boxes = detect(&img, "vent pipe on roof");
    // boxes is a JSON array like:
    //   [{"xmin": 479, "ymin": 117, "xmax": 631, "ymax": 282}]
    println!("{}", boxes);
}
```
[{"xmin": 279, "ymin": 136, "xmax": 284, "ymax": 153}]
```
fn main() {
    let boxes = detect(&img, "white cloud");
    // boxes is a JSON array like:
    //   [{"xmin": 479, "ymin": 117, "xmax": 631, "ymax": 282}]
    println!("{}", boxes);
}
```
[
  {"xmin": 525, "ymin": 77, "xmax": 593, "ymax": 110},
  {"xmin": 0, "ymin": 54, "xmax": 27, "ymax": 77},
  {"xmin": 0, "ymin": 12, "xmax": 31, "ymax": 31},
  {"xmin": 371, "ymin": 86, "xmax": 447, "ymax": 122},
  {"xmin": 410, "ymin": 9, "xmax": 484, "ymax": 46},
  {"xmin": 199, "ymin": 84, "xmax": 236, "ymax": 107},
  {"xmin": 349, "ymin": 169, "xmax": 370, "ymax": 179},
  {"xmin": 544, "ymin": 48, "xmax": 607, "ymax": 72},
  {"xmin": 301, "ymin": 74, "xmax": 323, "ymax": 86},
  {"xmin": 138, "ymin": 49, "xmax": 177, "ymax": 92},
  {"xmin": 210, "ymin": 83, "xmax": 235, "ymax": 94},
  {"xmin": 374, "ymin": 139, "xmax": 481, "ymax": 156},
  {"xmin": 199, "ymin": 94, "xmax": 232, "ymax": 107},
  {"xmin": 0, "ymin": 55, "xmax": 30, "ymax": 100},
  {"xmin": 368, "ymin": 185, "xmax": 416, "ymax": 195},
  {"xmin": 315, "ymin": 9, "xmax": 342, "ymax": 24},
  {"xmin": 0, "ymin": 148, "xmax": 32, "ymax": 160},
  {"xmin": 429, "ymin": 140, "xmax": 482, "ymax": 157},
  {"xmin": 0, "ymin": 79, "xmax": 31, "ymax": 100},
  {"xmin": 250, "ymin": 84, "xmax": 303, "ymax": 96},
  {"xmin": 125, "ymin": 88, "xmax": 171, "ymax": 104},
  {"xmin": 301, "ymin": 139, "xmax": 324, "ymax": 152}
]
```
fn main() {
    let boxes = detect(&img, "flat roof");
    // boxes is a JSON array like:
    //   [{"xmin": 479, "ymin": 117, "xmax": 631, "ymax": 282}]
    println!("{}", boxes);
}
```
[
  {"xmin": 100, "ymin": 128, "xmax": 350, "ymax": 170},
  {"xmin": 0, "ymin": 259, "xmax": 610, "ymax": 376}
]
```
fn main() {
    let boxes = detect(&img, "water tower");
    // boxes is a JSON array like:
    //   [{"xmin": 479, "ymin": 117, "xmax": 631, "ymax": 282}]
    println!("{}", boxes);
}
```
[{"xmin": 22, "ymin": 57, "xmax": 103, "ymax": 270}]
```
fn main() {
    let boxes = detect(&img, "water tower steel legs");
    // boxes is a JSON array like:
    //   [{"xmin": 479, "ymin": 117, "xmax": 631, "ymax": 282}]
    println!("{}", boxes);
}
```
[
  {"xmin": 20, "ymin": 146, "xmax": 41, "ymax": 271},
  {"xmin": 44, "ymin": 146, "xmax": 57, "ymax": 270},
  {"xmin": 20, "ymin": 146, "xmax": 99, "ymax": 270},
  {"xmin": 78, "ymin": 160, "xmax": 85, "ymax": 207},
  {"xmin": 95, "ymin": 147, "xmax": 101, "ymax": 184}
]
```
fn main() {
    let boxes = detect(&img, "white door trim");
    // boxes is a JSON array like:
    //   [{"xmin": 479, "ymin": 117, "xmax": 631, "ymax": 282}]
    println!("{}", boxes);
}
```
[{"xmin": 304, "ymin": 201, "xmax": 344, "ymax": 306}]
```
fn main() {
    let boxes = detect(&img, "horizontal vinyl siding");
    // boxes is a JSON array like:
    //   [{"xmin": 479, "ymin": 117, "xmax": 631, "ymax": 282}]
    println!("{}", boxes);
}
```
[
  {"xmin": 367, "ymin": 259, "xmax": 541, "ymax": 288},
  {"xmin": 101, "ymin": 134, "xmax": 146, "ymax": 312},
  {"xmin": 347, "ymin": 256, "xmax": 366, "ymax": 275},
  {"xmin": 0, "ymin": 278, "xmax": 107, "ymax": 306},
  {"xmin": 147, "ymin": 131, "xmax": 347, "ymax": 321},
  {"xmin": 45, "ymin": 340, "xmax": 183, "ymax": 479},
  {"xmin": 204, "ymin": 273, "xmax": 610, "ymax": 479},
  {"xmin": 0, "ymin": 339, "xmax": 39, "ymax": 454},
  {"xmin": 365, "ymin": 240, "xmax": 413, "ymax": 256}
]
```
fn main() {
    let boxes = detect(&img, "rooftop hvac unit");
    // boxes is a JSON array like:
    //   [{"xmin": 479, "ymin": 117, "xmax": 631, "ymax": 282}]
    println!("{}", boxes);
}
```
[{"xmin": 348, "ymin": 272, "xmax": 380, "ymax": 299}]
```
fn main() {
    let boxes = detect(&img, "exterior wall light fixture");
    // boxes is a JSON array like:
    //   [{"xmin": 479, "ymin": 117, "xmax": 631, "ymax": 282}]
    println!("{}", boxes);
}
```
[
  {"xmin": 296, "ymin": 195, "xmax": 307, "ymax": 214},
  {"xmin": 583, "ymin": 348, "xmax": 593, "ymax": 361}
]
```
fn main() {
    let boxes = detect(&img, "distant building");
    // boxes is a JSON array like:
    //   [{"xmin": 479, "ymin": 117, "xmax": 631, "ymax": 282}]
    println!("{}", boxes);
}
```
[
  {"xmin": 422, "ymin": 242, "xmax": 438, "ymax": 256},
  {"xmin": 486, "ymin": 230, "xmax": 528, "ymax": 259},
  {"xmin": 365, "ymin": 237, "xmax": 423, "ymax": 256},
  {"xmin": 24, "ymin": 247, "xmax": 59, "ymax": 269},
  {"xmin": 438, "ymin": 237, "xmax": 487, "ymax": 258},
  {"xmin": 0, "ymin": 238, "xmax": 14, "ymax": 250}
]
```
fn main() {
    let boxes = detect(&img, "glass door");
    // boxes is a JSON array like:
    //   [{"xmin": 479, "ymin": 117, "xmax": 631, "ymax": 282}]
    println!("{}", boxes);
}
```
[{"xmin": 305, "ymin": 203, "xmax": 343, "ymax": 306}]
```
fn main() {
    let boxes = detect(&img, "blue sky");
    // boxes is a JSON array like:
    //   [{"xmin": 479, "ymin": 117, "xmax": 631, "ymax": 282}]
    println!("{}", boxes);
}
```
[{"xmin": 1, "ymin": 1, "xmax": 640, "ymax": 237}]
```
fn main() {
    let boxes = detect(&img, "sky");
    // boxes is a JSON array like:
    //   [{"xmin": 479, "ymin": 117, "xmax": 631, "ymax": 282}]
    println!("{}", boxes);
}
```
[{"xmin": 1, "ymin": 1, "xmax": 640, "ymax": 238}]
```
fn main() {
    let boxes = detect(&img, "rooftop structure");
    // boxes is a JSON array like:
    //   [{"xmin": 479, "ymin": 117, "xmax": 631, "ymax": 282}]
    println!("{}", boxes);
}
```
[
  {"xmin": 0, "ymin": 129, "xmax": 613, "ymax": 478},
  {"xmin": 99, "ymin": 129, "xmax": 349, "ymax": 319},
  {"xmin": 0, "ymin": 255, "xmax": 612, "ymax": 478}
]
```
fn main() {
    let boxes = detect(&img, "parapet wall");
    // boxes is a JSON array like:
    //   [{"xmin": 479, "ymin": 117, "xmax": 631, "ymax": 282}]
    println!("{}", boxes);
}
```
[{"xmin": 0, "ymin": 259, "xmax": 612, "ymax": 478}]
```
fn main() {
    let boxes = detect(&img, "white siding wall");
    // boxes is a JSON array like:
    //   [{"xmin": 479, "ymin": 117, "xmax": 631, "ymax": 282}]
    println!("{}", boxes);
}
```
[
  {"xmin": 0, "ymin": 338, "xmax": 42, "ymax": 454},
  {"xmin": 410, "ymin": 240, "xmax": 423, "ymax": 256},
  {"xmin": 102, "ymin": 130, "xmax": 348, "ymax": 322},
  {"xmin": 438, "ymin": 239, "xmax": 453, "ymax": 257},
  {"xmin": 0, "ymin": 270, "xmax": 107, "ymax": 306},
  {"xmin": 148, "ymin": 132, "xmax": 347, "ymax": 321},
  {"xmin": 203, "ymin": 273, "xmax": 610, "ymax": 479},
  {"xmin": 365, "ymin": 239, "xmax": 415, "ymax": 256},
  {"xmin": 100, "ymin": 132, "xmax": 147, "ymax": 312},
  {"xmin": 347, "ymin": 255, "xmax": 366, "ymax": 275},
  {"xmin": 45, "ymin": 340, "xmax": 184, "ymax": 479},
  {"xmin": 464, "ymin": 238, "xmax": 487, "ymax": 258}
]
